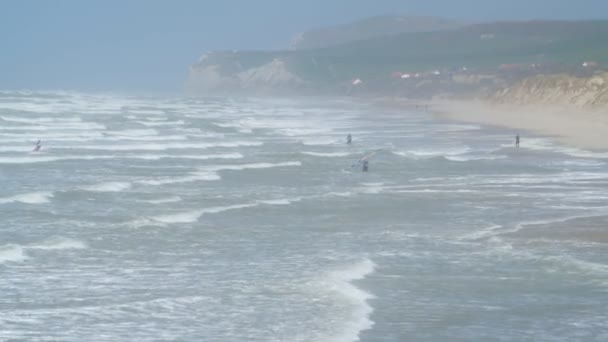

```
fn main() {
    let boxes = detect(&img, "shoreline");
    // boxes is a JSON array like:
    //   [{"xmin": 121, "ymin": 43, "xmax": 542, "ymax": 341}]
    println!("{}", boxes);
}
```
[{"xmin": 428, "ymin": 99, "xmax": 608, "ymax": 151}]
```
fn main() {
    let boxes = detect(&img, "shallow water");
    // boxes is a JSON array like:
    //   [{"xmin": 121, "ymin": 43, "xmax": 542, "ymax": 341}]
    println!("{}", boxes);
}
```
[{"xmin": 1, "ymin": 92, "xmax": 608, "ymax": 341}]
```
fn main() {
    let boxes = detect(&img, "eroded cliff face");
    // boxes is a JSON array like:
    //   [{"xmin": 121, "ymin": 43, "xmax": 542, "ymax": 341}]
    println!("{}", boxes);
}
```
[
  {"xmin": 186, "ymin": 52, "xmax": 305, "ymax": 95},
  {"xmin": 237, "ymin": 59, "xmax": 304, "ymax": 90},
  {"xmin": 493, "ymin": 73, "xmax": 608, "ymax": 109}
]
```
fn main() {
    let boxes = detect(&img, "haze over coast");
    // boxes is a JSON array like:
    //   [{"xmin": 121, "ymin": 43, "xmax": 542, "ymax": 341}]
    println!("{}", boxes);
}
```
[
  {"xmin": 186, "ymin": 16, "xmax": 608, "ymax": 149},
  {"xmin": 3, "ymin": 2, "xmax": 608, "ymax": 341}
]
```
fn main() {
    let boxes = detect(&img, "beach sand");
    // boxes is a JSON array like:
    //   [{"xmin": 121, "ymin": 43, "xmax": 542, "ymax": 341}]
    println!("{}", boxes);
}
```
[{"xmin": 432, "ymin": 100, "xmax": 608, "ymax": 150}]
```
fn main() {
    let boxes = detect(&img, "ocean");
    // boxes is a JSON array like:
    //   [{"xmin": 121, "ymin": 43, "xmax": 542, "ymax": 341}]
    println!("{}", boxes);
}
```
[{"xmin": 1, "ymin": 91, "xmax": 608, "ymax": 341}]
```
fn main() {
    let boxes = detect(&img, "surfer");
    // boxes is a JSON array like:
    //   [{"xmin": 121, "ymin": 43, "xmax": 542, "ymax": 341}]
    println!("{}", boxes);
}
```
[
  {"xmin": 346, "ymin": 134, "xmax": 352, "ymax": 145},
  {"xmin": 352, "ymin": 148, "xmax": 381, "ymax": 171},
  {"xmin": 362, "ymin": 160, "xmax": 369, "ymax": 172},
  {"xmin": 515, "ymin": 134, "xmax": 520, "ymax": 148},
  {"xmin": 33, "ymin": 140, "xmax": 41, "ymax": 152}
]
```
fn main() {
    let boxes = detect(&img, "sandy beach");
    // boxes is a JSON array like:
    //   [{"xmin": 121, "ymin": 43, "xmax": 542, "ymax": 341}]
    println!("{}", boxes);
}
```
[{"xmin": 432, "ymin": 100, "xmax": 608, "ymax": 150}]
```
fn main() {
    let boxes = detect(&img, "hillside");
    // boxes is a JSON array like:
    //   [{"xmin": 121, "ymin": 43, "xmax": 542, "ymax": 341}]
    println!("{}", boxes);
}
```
[
  {"xmin": 187, "ymin": 20, "xmax": 608, "ymax": 95},
  {"xmin": 290, "ymin": 15, "xmax": 464, "ymax": 50}
]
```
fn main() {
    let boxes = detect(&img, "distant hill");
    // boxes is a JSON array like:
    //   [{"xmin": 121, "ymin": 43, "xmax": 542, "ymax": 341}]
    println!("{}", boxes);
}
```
[
  {"xmin": 187, "ymin": 20, "xmax": 608, "ymax": 95},
  {"xmin": 290, "ymin": 15, "xmax": 465, "ymax": 50},
  {"xmin": 293, "ymin": 20, "xmax": 608, "ymax": 81}
]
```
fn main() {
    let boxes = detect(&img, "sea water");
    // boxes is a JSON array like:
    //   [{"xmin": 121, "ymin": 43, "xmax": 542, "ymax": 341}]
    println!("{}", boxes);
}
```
[{"xmin": 1, "ymin": 91, "xmax": 608, "ymax": 341}]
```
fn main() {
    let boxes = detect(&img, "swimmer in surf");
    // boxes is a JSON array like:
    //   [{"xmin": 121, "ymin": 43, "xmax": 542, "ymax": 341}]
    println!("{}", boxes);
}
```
[
  {"xmin": 515, "ymin": 134, "xmax": 520, "ymax": 148},
  {"xmin": 33, "ymin": 140, "xmax": 41, "ymax": 152},
  {"xmin": 346, "ymin": 134, "xmax": 352, "ymax": 145}
]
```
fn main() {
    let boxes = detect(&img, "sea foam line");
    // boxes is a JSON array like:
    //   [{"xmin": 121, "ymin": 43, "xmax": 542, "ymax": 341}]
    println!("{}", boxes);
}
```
[
  {"xmin": 137, "ymin": 161, "xmax": 301, "ymax": 186},
  {"xmin": 302, "ymin": 151, "xmax": 353, "ymax": 157},
  {"xmin": 148, "ymin": 197, "xmax": 303, "ymax": 224},
  {"xmin": 79, "ymin": 182, "xmax": 132, "ymax": 193},
  {"xmin": 0, "ymin": 191, "xmax": 54, "ymax": 204},
  {"xmin": 327, "ymin": 258, "xmax": 376, "ymax": 342},
  {"xmin": 0, "ymin": 153, "xmax": 244, "ymax": 164},
  {"xmin": 50, "ymin": 141, "xmax": 263, "ymax": 151},
  {"xmin": 0, "ymin": 237, "xmax": 87, "ymax": 264}
]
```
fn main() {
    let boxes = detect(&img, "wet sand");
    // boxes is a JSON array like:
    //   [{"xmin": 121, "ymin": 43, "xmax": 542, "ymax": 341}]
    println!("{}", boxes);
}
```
[{"xmin": 432, "ymin": 100, "xmax": 608, "ymax": 151}]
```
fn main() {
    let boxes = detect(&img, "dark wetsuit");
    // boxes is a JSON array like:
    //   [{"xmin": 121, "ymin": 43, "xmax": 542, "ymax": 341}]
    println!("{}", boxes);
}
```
[{"xmin": 362, "ymin": 160, "xmax": 369, "ymax": 172}]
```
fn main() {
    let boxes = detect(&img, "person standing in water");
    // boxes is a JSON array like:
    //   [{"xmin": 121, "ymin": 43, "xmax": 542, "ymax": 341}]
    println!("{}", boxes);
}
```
[
  {"xmin": 362, "ymin": 160, "xmax": 369, "ymax": 172},
  {"xmin": 346, "ymin": 134, "xmax": 352, "ymax": 145},
  {"xmin": 33, "ymin": 140, "xmax": 42, "ymax": 152},
  {"xmin": 515, "ymin": 134, "xmax": 520, "ymax": 148}
]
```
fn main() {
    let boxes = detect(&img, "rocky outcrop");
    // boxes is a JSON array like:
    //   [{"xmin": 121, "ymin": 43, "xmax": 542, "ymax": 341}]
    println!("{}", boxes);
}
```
[
  {"xmin": 238, "ymin": 59, "xmax": 304, "ymax": 91},
  {"xmin": 186, "ymin": 52, "xmax": 305, "ymax": 95},
  {"xmin": 185, "ymin": 52, "xmax": 240, "ymax": 94},
  {"xmin": 492, "ymin": 73, "xmax": 608, "ymax": 109}
]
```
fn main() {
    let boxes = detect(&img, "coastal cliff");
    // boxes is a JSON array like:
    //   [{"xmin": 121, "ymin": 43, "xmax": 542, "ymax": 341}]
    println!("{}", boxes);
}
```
[
  {"xmin": 492, "ymin": 73, "xmax": 608, "ymax": 109},
  {"xmin": 186, "ymin": 52, "xmax": 305, "ymax": 95},
  {"xmin": 186, "ymin": 19, "xmax": 608, "ymax": 100}
]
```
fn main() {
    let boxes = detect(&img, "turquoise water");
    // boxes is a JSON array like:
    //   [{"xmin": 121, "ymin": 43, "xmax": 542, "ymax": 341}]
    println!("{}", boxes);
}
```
[{"xmin": 1, "ymin": 92, "xmax": 608, "ymax": 341}]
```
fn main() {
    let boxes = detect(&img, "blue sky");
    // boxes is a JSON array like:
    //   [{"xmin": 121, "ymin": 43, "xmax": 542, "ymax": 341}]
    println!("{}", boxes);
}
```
[{"xmin": 1, "ymin": 0, "xmax": 607, "ymax": 92}]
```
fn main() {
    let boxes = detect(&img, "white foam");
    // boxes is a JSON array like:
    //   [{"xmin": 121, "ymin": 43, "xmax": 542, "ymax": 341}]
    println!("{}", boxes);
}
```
[
  {"xmin": 325, "ymin": 191, "xmax": 355, "ymax": 198},
  {"xmin": 140, "ymin": 196, "xmax": 183, "ymax": 204},
  {"xmin": 445, "ymin": 155, "xmax": 506, "ymax": 162},
  {"xmin": 80, "ymin": 182, "xmax": 131, "ymax": 192},
  {"xmin": 205, "ymin": 161, "xmax": 302, "ymax": 172},
  {"xmin": 151, "ymin": 203, "xmax": 258, "ymax": 224},
  {"xmin": 0, "ymin": 122, "xmax": 106, "ymax": 131},
  {"xmin": 302, "ymin": 138, "xmax": 340, "ymax": 146},
  {"xmin": 124, "ymin": 108, "xmax": 166, "ymax": 115},
  {"xmin": 105, "ymin": 129, "xmax": 159, "ymax": 137},
  {"xmin": 0, "ymin": 116, "xmax": 82, "ymax": 124},
  {"xmin": 0, "ymin": 131, "xmax": 105, "ymax": 142},
  {"xmin": 0, "ymin": 191, "xmax": 54, "ymax": 204},
  {"xmin": 327, "ymin": 259, "xmax": 376, "ymax": 342},
  {"xmin": 0, "ymin": 153, "xmax": 243, "ymax": 164},
  {"xmin": 257, "ymin": 197, "xmax": 302, "ymax": 206},
  {"xmin": 137, "ymin": 171, "xmax": 221, "ymax": 186},
  {"xmin": 278, "ymin": 127, "xmax": 332, "ymax": 136},
  {"xmin": 0, "ymin": 146, "xmax": 47, "ymax": 152},
  {"xmin": 138, "ymin": 161, "xmax": 300, "ymax": 186},
  {"xmin": 147, "ymin": 196, "xmax": 302, "ymax": 224},
  {"xmin": 0, "ymin": 244, "xmax": 28, "ymax": 263},
  {"xmin": 52, "ymin": 141, "xmax": 263, "ymax": 151},
  {"xmin": 28, "ymin": 237, "xmax": 87, "ymax": 250},
  {"xmin": 144, "ymin": 117, "xmax": 168, "ymax": 121},
  {"xmin": 393, "ymin": 146, "xmax": 471, "ymax": 159},
  {"xmin": 361, "ymin": 182, "xmax": 384, "ymax": 187},
  {"xmin": 302, "ymin": 152, "xmax": 353, "ymax": 157},
  {"xmin": 136, "ymin": 120, "xmax": 185, "ymax": 127},
  {"xmin": 459, "ymin": 224, "xmax": 504, "ymax": 241},
  {"xmin": 134, "ymin": 153, "xmax": 243, "ymax": 161}
]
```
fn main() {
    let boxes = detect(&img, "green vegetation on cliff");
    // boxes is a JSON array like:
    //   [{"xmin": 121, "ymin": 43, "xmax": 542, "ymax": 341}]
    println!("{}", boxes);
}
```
[
  {"xmin": 291, "ymin": 15, "xmax": 464, "ymax": 50},
  {"xmin": 190, "ymin": 20, "xmax": 608, "ymax": 92}
]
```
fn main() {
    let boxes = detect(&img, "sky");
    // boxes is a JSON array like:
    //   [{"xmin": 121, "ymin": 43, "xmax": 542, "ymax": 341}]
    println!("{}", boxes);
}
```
[{"xmin": 1, "ymin": 0, "xmax": 607, "ymax": 93}]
